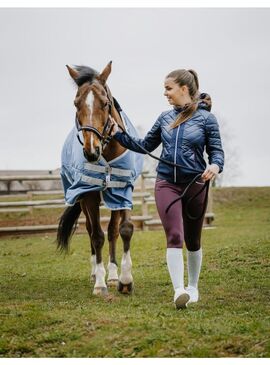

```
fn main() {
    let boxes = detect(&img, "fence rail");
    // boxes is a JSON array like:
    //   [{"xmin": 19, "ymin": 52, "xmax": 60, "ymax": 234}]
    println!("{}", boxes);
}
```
[
  {"xmin": 0, "ymin": 172, "xmax": 214, "ymax": 236},
  {"xmin": 0, "ymin": 175, "xmax": 61, "ymax": 181}
]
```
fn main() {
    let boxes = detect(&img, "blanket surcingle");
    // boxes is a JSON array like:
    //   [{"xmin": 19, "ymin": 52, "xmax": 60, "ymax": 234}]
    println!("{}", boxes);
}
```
[{"xmin": 61, "ymin": 111, "xmax": 144, "ymax": 210}]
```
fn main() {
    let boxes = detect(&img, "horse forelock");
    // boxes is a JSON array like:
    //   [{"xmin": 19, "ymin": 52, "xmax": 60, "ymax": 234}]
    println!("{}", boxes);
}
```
[{"xmin": 74, "ymin": 65, "xmax": 99, "ymax": 87}]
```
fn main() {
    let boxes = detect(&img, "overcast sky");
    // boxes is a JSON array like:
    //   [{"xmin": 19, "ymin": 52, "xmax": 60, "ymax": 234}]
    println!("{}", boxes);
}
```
[{"xmin": 0, "ymin": 8, "xmax": 269, "ymax": 186}]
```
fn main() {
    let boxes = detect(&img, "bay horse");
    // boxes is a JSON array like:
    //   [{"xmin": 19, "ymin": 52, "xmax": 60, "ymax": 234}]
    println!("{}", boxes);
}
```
[{"xmin": 57, "ymin": 62, "xmax": 140, "ymax": 296}]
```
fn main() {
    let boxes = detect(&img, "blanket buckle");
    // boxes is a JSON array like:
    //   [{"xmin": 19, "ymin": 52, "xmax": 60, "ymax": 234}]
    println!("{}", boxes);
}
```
[{"xmin": 105, "ymin": 166, "xmax": 112, "ymax": 174}]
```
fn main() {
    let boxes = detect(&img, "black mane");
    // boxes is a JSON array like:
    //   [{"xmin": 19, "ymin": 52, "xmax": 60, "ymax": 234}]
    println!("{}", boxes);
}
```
[{"xmin": 73, "ymin": 65, "xmax": 99, "ymax": 87}]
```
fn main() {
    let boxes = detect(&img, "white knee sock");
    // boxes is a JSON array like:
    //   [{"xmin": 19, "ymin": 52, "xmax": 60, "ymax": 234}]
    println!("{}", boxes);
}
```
[
  {"xmin": 187, "ymin": 248, "xmax": 202, "ymax": 288},
  {"xmin": 166, "ymin": 248, "xmax": 184, "ymax": 291}
]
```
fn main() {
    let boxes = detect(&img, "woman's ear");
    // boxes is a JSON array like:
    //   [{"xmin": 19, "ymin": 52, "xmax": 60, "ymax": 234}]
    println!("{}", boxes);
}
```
[{"xmin": 181, "ymin": 84, "xmax": 189, "ymax": 95}]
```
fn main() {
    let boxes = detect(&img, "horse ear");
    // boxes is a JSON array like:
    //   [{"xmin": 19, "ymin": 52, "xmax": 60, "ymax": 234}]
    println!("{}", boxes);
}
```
[
  {"xmin": 66, "ymin": 65, "xmax": 79, "ymax": 80},
  {"xmin": 99, "ymin": 61, "xmax": 112, "ymax": 84}
]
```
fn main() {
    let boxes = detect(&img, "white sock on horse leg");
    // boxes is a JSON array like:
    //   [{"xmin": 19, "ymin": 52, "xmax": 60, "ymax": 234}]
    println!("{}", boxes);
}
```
[
  {"xmin": 187, "ymin": 248, "xmax": 202, "ymax": 289},
  {"xmin": 107, "ymin": 260, "xmax": 118, "ymax": 281},
  {"xmin": 119, "ymin": 250, "xmax": 133, "ymax": 284},
  {"xmin": 166, "ymin": 248, "xmax": 184, "ymax": 291},
  {"xmin": 94, "ymin": 263, "xmax": 106, "ymax": 288}
]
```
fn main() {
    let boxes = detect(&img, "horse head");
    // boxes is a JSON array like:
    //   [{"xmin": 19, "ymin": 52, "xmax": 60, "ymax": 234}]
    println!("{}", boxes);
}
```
[{"xmin": 67, "ymin": 62, "xmax": 114, "ymax": 162}]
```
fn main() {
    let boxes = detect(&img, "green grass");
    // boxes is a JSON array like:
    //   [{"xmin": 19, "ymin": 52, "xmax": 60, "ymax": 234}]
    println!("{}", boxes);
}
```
[{"xmin": 0, "ymin": 187, "xmax": 269, "ymax": 357}]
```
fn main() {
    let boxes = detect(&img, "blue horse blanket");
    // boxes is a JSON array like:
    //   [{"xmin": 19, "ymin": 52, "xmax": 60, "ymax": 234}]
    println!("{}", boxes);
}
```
[{"xmin": 61, "ymin": 111, "xmax": 144, "ymax": 210}]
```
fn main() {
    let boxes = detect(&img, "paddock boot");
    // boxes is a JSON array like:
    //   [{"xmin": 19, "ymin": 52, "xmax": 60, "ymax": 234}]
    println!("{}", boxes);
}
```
[
  {"xmin": 186, "ymin": 286, "xmax": 199, "ymax": 304},
  {"xmin": 174, "ymin": 289, "xmax": 190, "ymax": 310}
]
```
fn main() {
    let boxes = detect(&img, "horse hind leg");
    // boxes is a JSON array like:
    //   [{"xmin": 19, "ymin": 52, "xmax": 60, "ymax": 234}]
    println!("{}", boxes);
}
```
[{"xmin": 118, "ymin": 210, "xmax": 134, "ymax": 295}]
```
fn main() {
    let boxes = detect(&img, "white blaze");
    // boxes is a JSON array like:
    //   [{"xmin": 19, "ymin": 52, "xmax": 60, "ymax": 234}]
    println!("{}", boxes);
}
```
[{"xmin": 86, "ymin": 91, "xmax": 95, "ymax": 154}]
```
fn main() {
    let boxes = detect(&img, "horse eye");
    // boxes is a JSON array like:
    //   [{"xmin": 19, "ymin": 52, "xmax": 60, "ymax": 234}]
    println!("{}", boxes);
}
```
[
  {"xmin": 105, "ymin": 102, "xmax": 109, "ymax": 108},
  {"xmin": 103, "ymin": 102, "xmax": 109, "ymax": 110}
]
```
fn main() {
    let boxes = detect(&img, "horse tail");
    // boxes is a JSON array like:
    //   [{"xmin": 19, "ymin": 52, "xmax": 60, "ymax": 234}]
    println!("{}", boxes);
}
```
[{"xmin": 56, "ymin": 202, "xmax": 82, "ymax": 252}]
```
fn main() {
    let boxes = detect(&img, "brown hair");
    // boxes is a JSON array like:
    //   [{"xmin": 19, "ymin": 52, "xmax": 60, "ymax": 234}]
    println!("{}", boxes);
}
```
[{"xmin": 166, "ymin": 69, "xmax": 199, "ymax": 128}]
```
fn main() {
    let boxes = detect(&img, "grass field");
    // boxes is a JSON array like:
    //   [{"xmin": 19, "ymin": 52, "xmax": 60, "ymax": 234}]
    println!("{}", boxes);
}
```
[{"xmin": 0, "ymin": 187, "xmax": 269, "ymax": 358}]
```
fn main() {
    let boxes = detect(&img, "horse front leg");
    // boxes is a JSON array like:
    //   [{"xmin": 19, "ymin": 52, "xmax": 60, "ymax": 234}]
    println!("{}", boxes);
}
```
[
  {"xmin": 107, "ymin": 210, "xmax": 121, "ymax": 287},
  {"xmin": 83, "ymin": 194, "xmax": 108, "ymax": 296},
  {"xmin": 81, "ymin": 200, "xmax": 96, "ymax": 283},
  {"xmin": 92, "ymin": 228, "xmax": 107, "ymax": 296},
  {"xmin": 86, "ymin": 219, "xmax": 97, "ymax": 283},
  {"xmin": 118, "ymin": 210, "xmax": 134, "ymax": 294}
]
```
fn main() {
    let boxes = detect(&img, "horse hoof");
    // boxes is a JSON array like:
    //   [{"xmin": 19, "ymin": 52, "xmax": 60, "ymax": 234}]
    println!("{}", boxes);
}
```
[
  {"xmin": 93, "ymin": 287, "xmax": 108, "ymax": 296},
  {"xmin": 107, "ymin": 279, "xmax": 119, "ymax": 287},
  {"xmin": 118, "ymin": 281, "xmax": 133, "ymax": 295}
]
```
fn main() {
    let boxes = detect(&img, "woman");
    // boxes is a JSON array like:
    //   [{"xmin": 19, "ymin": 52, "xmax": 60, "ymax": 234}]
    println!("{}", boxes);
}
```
[{"xmin": 111, "ymin": 69, "xmax": 224, "ymax": 309}]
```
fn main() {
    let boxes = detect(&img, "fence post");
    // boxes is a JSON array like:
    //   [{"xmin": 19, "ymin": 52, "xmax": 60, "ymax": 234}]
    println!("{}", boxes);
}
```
[
  {"xmin": 7, "ymin": 181, "xmax": 11, "ymax": 195},
  {"xmin": 27, "ymin": 191, "xmax": 33, "ymax": 215}
]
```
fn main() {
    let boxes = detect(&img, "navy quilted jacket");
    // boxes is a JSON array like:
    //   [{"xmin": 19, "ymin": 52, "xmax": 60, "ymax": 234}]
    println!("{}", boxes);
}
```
[{"xmin": 114, "ymin": 103, "xmax": 224, "ymax": 184}]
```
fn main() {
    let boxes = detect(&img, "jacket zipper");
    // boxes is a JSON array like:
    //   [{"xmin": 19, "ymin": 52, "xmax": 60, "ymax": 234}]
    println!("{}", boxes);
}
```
[{"xmin": 174, "ymin": 126, "xmax": 180, "ymax": 183}]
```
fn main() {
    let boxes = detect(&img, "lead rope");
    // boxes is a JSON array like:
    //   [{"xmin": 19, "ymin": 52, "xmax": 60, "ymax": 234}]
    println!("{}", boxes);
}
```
[{"xmin": 165, "ymin": 176, "xmax": 210, "ymax": 220}]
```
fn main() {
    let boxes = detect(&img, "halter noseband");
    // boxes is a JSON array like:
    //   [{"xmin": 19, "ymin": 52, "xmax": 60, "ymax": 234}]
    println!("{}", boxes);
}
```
[{"xmin": 75, "ymin": 88, "xmax": 114, "ymax": 149}]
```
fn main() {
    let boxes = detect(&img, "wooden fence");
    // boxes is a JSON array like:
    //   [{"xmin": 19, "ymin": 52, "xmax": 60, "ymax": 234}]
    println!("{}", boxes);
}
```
[{"xmin": 0, "ymin": 173, "xmax": 214, "ymax": 236}]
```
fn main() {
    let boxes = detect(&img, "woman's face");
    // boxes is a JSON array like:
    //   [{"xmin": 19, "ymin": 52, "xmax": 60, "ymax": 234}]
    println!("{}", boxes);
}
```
[{"xmin": 164, "ymin": 77, "xmax": 187, "ymax": 107}]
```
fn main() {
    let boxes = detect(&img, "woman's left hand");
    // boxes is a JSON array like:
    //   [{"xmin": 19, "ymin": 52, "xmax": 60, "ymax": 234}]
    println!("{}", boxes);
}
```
[
  {"xmin": 201, "ymin": 164, "xmax": 220, "ymax": 182},
  {"xmin": 109, "ymin": 117, "xmax": 119, "ymax": 136}
]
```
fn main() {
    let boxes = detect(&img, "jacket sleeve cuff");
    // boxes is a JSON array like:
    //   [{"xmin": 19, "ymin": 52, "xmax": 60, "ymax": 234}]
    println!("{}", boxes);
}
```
[
  {"xmin": 216, "ymin": 163, "xmax": 223, "ymax": 174},
  {"xmin": 113, "ymin": 131, "xmax": 123, "ymax": 140}
]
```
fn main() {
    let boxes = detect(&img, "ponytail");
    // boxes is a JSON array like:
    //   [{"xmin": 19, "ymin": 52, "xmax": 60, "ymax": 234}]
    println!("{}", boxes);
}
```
[
  {"xmin": 171, "ymin": 101, "xmax": 198, "ymax": 128},
  {"xmin": 188, "ymin": 69, "xmax": 199, "ymax": 90}
]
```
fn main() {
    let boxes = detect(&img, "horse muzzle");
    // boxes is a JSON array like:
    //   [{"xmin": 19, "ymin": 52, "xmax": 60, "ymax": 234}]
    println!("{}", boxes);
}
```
[{"xmin": 83, "ymin": 146, "xmax": 101, "ymax": 162}]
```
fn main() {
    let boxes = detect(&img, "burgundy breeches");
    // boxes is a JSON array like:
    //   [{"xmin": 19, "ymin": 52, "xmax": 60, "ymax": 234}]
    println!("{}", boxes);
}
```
[{"xmin": 154, "ymin": 178, "xmax": 208, "ymax": 251}]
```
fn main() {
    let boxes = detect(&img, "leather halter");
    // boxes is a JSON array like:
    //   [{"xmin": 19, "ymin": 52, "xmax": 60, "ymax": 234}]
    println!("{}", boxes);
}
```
[{"xmin": 75, "ymin": 86, "xmax": 114, "ymax": 149}]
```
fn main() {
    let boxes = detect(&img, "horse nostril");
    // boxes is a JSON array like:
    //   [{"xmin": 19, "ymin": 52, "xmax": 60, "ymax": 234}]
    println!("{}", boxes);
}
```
[
  {"xmin": 95, "ymin": 146, "xmax": 100, "ymax": 155},
  {"xmin": 83, "ymin": 149, "xmax": 88, "ymax": 160}
]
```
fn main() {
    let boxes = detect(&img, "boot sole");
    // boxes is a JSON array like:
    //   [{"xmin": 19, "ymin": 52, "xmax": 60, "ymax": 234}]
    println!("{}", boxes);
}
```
[{"xmin": 175, "ymin": 293, "xmax": 190, "ymax": 309}]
